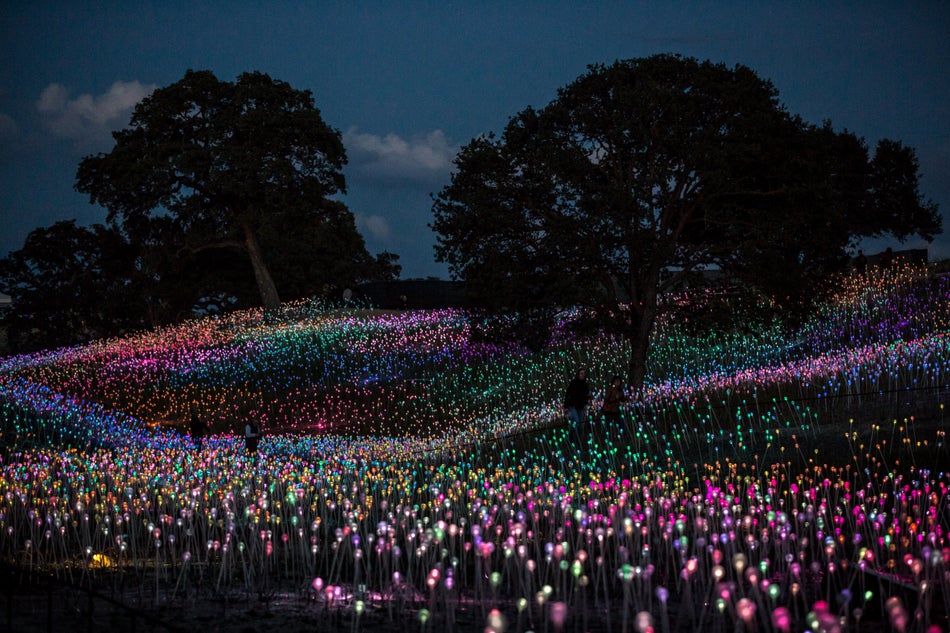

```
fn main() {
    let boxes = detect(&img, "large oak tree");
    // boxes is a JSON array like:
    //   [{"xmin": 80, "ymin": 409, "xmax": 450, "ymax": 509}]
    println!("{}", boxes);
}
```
[
  {"xmin": 75, "ymin": 70, "xmax": 351, "ymax": 310},
  {"xmin": 431, "ymin": 55, "xmax": 940, "ymax": 390}
]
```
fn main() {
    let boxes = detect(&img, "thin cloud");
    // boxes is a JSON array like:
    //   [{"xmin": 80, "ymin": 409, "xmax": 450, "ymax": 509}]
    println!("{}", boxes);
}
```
[
  {"xmin": 356, "ymin": 213, "xmax": 392, "ymax": 242},
  {"xmin": 344, "ymin": 128, "xmax": 456, "ymax": 184},
  {"xmin": 36, "ymin": 80, "xmax": 156, "ymax": 149}
]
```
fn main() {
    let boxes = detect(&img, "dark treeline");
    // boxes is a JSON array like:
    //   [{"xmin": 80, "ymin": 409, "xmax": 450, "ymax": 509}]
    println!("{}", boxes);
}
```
[{"xmin": 1, "ymin": 56, "xmax": 943, "ymax": 359}]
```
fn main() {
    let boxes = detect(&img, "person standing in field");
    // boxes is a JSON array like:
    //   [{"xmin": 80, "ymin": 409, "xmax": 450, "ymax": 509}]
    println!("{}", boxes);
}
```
[
  {"xmin": 564, "ymin": 368, "xmax": 592, "ymax": 448},
  {"xmin": 854, "ymin": 249, "xmax": 868, "ymax": 273},
  {"xmin": 189, "ymin": 408, "xmax": 207, "ymax": 452},
  {"xmin": 244, "ymin": 417, "xmax": 260, "ymax": 455},
  {"xmin": 601, "ymin": 375, "xmax": 628, "ymax": 428},
  {"xmin": 564, "ymin": 369, "xmax": 591, "ymax": 425}
]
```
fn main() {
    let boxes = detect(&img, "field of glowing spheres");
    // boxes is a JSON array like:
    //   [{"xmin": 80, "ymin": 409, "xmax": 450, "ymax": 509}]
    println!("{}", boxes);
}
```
[{"xmin": 1, "ymin": 263, "xmax": 949, "ymax": 633}]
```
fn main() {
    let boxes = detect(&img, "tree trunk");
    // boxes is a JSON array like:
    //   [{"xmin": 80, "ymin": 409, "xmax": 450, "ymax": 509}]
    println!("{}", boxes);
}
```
[
  {"xmin": 626, "ymin": 305, "xmax": 656, "ymax": 393},
  {"xmin": 626, "ymin": 268, "xmax": 660, "ymax": 393},
  {"xmin": 240, "ymin": 220, "xmax": 281, "ymax": 311}
]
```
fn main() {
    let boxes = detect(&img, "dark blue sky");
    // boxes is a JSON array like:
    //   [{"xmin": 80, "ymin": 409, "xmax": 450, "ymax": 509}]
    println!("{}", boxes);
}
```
[{"xmin": 2, "ymin": 2, "xmax": 948, "ymax": 278}]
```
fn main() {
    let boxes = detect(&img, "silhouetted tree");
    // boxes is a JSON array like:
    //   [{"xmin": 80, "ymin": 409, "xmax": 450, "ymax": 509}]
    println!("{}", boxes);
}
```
[
  {"xmin": 0, "ymin": 221, "xmax": 143, "ymax": 352},
  {"xmin": 75, "ymin": 69, "xmax": 353, "ymax": 311},
  {"xmin": 432, "ymin": 55, "xmax": 940, "ymax": 390},
  {"xmin": 258, "ymin": 199, "xmax": 401, "ymax": 300}
]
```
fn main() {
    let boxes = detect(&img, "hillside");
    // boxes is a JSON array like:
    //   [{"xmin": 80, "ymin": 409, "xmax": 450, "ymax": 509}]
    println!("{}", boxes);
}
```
[{"xmin": 0, "ymin": 263, "xmax": 948, "ymax": 632}]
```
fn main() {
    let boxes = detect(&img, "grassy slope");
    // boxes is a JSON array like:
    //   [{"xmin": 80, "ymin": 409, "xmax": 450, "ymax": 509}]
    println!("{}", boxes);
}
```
[{"xmin": 0, "ymin": 262, "xmax": 948, "ymax": 458}]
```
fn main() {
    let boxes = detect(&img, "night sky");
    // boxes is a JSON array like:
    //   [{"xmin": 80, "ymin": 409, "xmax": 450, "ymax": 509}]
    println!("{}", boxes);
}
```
[{"xmin": 2, "ymin": 2, "xmax": 948, "ymax": 279}]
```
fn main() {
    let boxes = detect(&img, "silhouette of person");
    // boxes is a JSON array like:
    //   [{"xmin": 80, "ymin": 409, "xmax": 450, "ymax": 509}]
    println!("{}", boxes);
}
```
[
  {"xmin": 854, "ymin": 249, "xmax": 868, "ymax": 273},
  {"xmin": 244, "ymin": 418, "xmax": 260, "ymax": 455},
  {"xmin": 880, "ymin": 247, "xmax": 894, "ymax": 268},
  {"xmin": 189, "ymin": 409, "xmax": 207, "ymax": 452},
  {"xmin": 564, "ymin": 368, "xmax": 591, "ymax": 446},
  {"xmin": 601, "ymin": 375, "xmax": 628, "ymax": 427}
]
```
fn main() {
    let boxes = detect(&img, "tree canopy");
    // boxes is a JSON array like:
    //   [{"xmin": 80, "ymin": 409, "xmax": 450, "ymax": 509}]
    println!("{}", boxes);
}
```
[
  {"xmin": 75, "ymin": 69, "xmax": 380, "ymax": 310},
  {"xmin": 0, "ymin": 204, "xmax": 400, "ymax": 353},
  {"xmin": 0, "ymin": 221, "xmax": 144, "ymax": 351},
  {"xmin": 431, "ymin": 54, "xmax": 941, "ymax": 390},
  {"xmin": 2, "ymin": 69, "xmax": 401, "ymax": 351}
]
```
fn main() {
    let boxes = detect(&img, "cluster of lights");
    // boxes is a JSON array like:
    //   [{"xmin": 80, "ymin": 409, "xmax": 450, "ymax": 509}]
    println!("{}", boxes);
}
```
[{"xmin": 0, "ymin": 263, "xmax": 947, "ymax": 631}]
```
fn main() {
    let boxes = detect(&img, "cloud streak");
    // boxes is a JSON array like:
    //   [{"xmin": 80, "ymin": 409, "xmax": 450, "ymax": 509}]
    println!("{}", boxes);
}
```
[
  {"xmin": 36, "ymin": 80, "xmax": 156, "ymax": 149},
  {"xmin": 344, "ymin": 128, "xmax": 456, "ymax": 184},
  {"xmin": 356, "ymin": 213, "xmax": 392, "ymax": 242}
]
